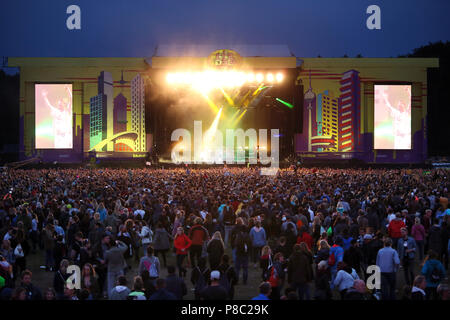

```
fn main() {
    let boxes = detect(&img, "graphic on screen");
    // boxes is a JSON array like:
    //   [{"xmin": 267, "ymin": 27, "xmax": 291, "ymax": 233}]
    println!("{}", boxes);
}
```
[
  {"xmin": 35, "ymin": 84, "xmax": 73, "ymax": 149},
  {"xmin": 374, "ymin": 85, "xmax": 411, "ymax": 150}
]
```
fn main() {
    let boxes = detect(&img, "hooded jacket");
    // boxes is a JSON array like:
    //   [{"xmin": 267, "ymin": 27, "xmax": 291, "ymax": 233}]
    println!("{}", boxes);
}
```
[
  {"xmin": 421, "ymin": 259, "xmax": 446, "ymax": 288},
  {"xmin": 110, "ymin": 285, "xmax": 131, "ymax": 300}
]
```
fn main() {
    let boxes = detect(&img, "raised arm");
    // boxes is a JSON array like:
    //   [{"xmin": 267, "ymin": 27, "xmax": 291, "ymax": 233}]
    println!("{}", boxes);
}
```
[{"xmin": 42, "ymin": 90, "xmax": 58, "ymax": 113}]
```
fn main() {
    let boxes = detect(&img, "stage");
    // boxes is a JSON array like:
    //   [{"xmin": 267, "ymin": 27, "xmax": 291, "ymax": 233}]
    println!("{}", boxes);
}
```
[{"xmin": 7, "ymin": 46, "xmax": 439, "ymax": 165}]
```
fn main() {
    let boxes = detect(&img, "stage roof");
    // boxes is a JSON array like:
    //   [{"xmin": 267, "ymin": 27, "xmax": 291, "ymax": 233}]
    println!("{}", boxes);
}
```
[{"xmin": 153, "ymin": 45, "xmax": 294, "ymax": 57}]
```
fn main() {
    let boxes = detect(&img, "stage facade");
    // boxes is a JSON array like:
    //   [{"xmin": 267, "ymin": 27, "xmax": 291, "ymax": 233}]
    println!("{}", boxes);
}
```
[{"xmin": 8, "ymin": 47, "xmax": 438, "ymax": 164}]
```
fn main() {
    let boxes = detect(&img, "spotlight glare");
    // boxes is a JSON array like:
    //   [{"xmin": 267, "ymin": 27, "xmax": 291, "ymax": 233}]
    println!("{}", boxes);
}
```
[
  {"xmin": 256, "ymin": 73, "xmax": 264, "ymax": 83},
  {"xmin": 247, "ymin": 73, "xmax": 255, "ymax": 82},
  {"xmin": 276, "ymin": 73, "xmax": 284, "ymax": 82},
  {"xmin": 267, "ymin": 73, "xmax": 274, "ymax": 82},
  {"xmin": 166, "ymin": 73, "xmax": 174, "ymax": 84}
]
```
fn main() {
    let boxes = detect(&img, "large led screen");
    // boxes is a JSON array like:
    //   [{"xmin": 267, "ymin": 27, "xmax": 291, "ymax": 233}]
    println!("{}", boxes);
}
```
[
  {"xmin": 374, "ymin": 84, "xmax": 411, "ymax": 150},
  {"xmin": 35, "ymin": 84, "xmax": 73, "ymax": 149}
]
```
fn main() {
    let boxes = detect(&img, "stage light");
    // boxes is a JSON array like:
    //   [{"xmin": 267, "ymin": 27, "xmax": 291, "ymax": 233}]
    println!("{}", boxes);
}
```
[
  {"xmin": 267, "ymin": 73, "xmax": 274, "ymax": 82},
  {"xmin": 256, "ymin": 73, "xmax": 264, "ymax": 83},
  {"xmin": 236, "ymin": 72, "xmax": 247, "ymax": 86},
  {"xmin": 276, "ymin": 73, "xmax": 284, "ymax": 82},
  {"xmin": 166, "ymin": 73, "xmax": 175, "ymax": 84},
  {"xmin": 276, "ymin": 97, "xmax": 294, "ymax": 109},
  {"xmin": 247, "ymin": 73, "xmax": 255, "ymax": 82}
]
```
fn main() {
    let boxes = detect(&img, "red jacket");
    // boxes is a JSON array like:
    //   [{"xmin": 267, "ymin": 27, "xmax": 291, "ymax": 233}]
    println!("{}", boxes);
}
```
[
  {"xmin": 174, "ymin": 233, "xmax": 192, "ymax": 255},
  {"xmin": 188, "ymin": 225, "xmax": 209, "ymax": 246},
  {"xmin": 388, "ymin": 219, "xmax": 406, "ymax": 239},
  {"xmin": 297, "ymin": 232, "xmax": 313, "ymax": 250}
]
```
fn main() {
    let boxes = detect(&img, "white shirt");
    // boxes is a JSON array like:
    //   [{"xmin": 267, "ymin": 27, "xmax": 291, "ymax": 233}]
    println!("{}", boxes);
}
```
[{"xmin": 134, "ymin": 209, "xmax": 145, "ymax": 219}]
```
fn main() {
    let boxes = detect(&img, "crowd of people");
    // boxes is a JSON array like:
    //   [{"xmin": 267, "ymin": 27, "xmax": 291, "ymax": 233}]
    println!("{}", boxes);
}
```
[{"xmin": 0, "ymin": 166, "xmax": 449, "ymax": 300}]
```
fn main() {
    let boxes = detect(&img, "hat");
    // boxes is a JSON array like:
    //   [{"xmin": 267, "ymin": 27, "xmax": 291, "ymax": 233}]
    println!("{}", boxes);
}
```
[
  {"xmin": 363, "ymin": 234, "xmax": 373, "ymax": 240},
  {"xmin": 210, "ymin": 270, "xmax": 220, "ymax": 280},
  {"xmin": 282, "ymin": 216, "xmax": 287, "ymax": 222},
  {"xmin": 67, "ymin": 204, "xmax": 72, "ymax": 209}
]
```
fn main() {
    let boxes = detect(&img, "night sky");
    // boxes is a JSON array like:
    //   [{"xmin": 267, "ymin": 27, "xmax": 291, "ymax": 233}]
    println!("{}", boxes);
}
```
[{"xmin": 0, "ymin": 0, "xmax": 449, "ymax": 66}]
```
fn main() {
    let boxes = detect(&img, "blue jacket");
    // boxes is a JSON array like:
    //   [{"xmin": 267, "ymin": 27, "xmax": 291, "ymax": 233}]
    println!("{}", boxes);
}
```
[
  {"xmin": 397, "ymin": 236, "xmax": 417, "ymax": 260},
  {"xmin": 342, "ymin": 237, "xmax": 353, "ymax": 251},
  {"xmin": 376, "ymin": 247, "xmax": 400, "ymax": 273},
  {"xmin": 329, "ymin": 245, "xmax": 344, "ymax": 271},
  {"xmin": 249, "ymin": 227, "xmax": 267, "ymax": 247},
  {"xmin": 421, "ymin": 259, "xmax": 446, "ymax": 288}
]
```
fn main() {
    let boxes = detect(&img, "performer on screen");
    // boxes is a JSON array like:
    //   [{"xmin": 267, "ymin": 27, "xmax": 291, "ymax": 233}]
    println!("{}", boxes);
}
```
[
  {"xmin": 380, "ymin": 87, "xmax": 411, "ymax": 149},
  {"xmin": 42, "ymin": 86, "xmax": 72, "ymax": 148}
]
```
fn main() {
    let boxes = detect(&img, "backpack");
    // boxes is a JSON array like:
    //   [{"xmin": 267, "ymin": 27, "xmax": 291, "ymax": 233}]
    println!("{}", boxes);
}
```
[
  {"xmin": 218, "ymin": 266, "xmax": 232, "ymax": 294},
  {"xmin": 328, "ymin": 252, "xmax": 336, "ymax": 266},
  {"xmin": 194, "ymin": 267, "xmax": 209, "ymax": 294},
  {"xmin": 268, "ymin": 265, "xmax": 280, "ymax": 288},
  {"xmin": 143, "ymin": 258, "xmax": 159, "ymax": 278},
  {"xmin": 235, "ymin": 231, "xmax": 249, "ymax": 255},
  {"xmin": 430, "ymin": 264, "xmax": 442, "ymax": 283}
]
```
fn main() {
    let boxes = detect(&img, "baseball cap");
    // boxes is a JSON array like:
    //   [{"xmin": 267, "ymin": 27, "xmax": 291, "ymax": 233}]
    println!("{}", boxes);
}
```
[
  {"xmin": 282, "ymin": 216, "xmax": 287, "ymax": 222},
  {"xmin": 210, "ymin": 270, "xmax": 220, "ymax": 280},
  {"xmin": 363, "ymin": 234, "xmax": 373, "ymax": 240}
]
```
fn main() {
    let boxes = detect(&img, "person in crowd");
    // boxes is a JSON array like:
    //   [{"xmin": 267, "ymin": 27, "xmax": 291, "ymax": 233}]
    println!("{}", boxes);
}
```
[
  {"xmin": 411, "ymin": 275, "xmax": 427, "ymax": 300},
  {"xmin": 252, "ymin": 281, "xmax": 271, "ymax": 300},
  {"xmin": 173, "ymin": 226, "xmax": 192, "ymax": 278},
  {"xmin": 207, "ymin": 231, "xmax": 225, "ymax": 271},
  {"xmin": 217, "ymin": 254, "xmax": 238, "ymax": 300},
  {"xmin": 138, "ymin": 220, "xmax": 153, "ymax": 255},
  {"xmin": 333, "ymin": 261, "xmax": 359, "ymax": 299},
  {"xmin": 233, "ymin": 221, "xmax": 251, "ymax": 285},
  {"xmin": 268, "ymin": 252, "xmax": 285, "ymax": 300},
  {"xmin": 128, "ymin": 276, "xmax": 146, "ymax": 300},
  {"xmin": 188, "ymin": 218, "xmax": 210, "ymax": 268},
  {"xmin": 19, "ymin": 270, "xmax": 42, "ymax": 300},
  {"xmin": 165, "ymin": 265, "xmax": 187, "ymax": 300},
  {"xmin": 138, "ymin": 246, "xmax": 160, "ymax": 281},
  {"xmin": 53, "ymin": 259, "xmax": 70, "ymax": 299},
  {"xmin": 287, "ymin": 244, "xmax": 313, "ymax": 300},
  {"xmin": 109, "ymin": 275, "xmax": 130, "ymax": 300},
  {"xmin": 388, "ymin": 213, "xmax": 406, "ymax": 249},
  {"xmin": 297, "ymin": 226, "xmax": 313, "ymax": 250},
  {"xmin": 81, "ymin": 263, "xmax": 101, "ymax": 299},
  {"xmin": 249, "ymin": 220, "xmax": 267, "ymax": 268},
  {"xmin": 411, "ymin": 217, "xmax": 426, "ymax": 262},
  {"xmin": 191, "ymin": 257, "xmax": 210, "ymax": 300},
  {"xmin": 329, "ymin": 236, "xmax": 345, "ymax": 286},
  {"xmin": 105, "ymin": 239, "xmax": 128, "ymax": 298},
  {"xmin": 149, "ymin": 278, "xmax": 176, "ymax": 300},
  {"xmin": 314, "ymin": 260, "xmax": 332, "ymax": 300},
  {"xmin": 11, "ymin": 287, "xmax": 27, "ymax": 300},
  {"xmin": 153, "ymin": 222, "xmax": 171, "ymax": 268},
  {"xmin": 139, "ymin": 270, "xmax": 156, "ymax": 299},
  {"xmin": 397, "ymin": 227, "xmax": 417, "ymax": 286},
  {"xmin": 376, "ymin": 238, "xmax": 400, "ymax": 300},
  {"xmin": 199, "ymin": 270, "xmax": 228, "ymax": 300},
  {"xmin": 344, "ymin": 279, "xmax": 369, "ymax": 300},
  {"xmin": 344, "ymin": 239, "xmax": 363, "ymax": 276},
  {"xmin": 421, "ymin": 250, "xmax": 446, "ymax": 300},
  {"xmin": 260, "ymin": 245, "xmax": 272, "ymax": 280},
  {"xmin": 43, "ymin": 287, "xmax": 57, "ymax": 301}
]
